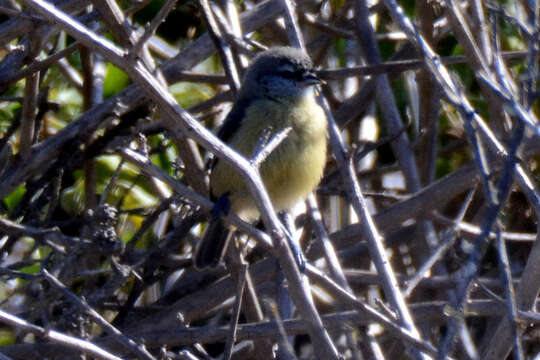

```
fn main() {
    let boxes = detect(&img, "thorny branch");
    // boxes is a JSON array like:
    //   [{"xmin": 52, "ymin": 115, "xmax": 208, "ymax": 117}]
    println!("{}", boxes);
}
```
[{"xmin": 0, "ymin": 0, "xmax": 538, "ymax": 359}]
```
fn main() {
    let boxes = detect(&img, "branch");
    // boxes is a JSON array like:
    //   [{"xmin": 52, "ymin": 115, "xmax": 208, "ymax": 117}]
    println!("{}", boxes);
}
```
[{"xmin": 0, "ymin": 309, "xmax": 123, "ymax": 360}]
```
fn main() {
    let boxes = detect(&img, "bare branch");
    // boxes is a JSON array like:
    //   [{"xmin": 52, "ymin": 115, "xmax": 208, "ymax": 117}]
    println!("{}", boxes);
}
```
[{"xmin": 0, "ymin": 309, "xmax": 123, "ymax": 360}]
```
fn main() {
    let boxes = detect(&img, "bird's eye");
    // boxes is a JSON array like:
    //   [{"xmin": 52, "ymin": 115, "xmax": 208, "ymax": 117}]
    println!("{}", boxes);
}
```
[{"xmin": 280, "ymin": 70, "xmax": 297, "ymax": 79}]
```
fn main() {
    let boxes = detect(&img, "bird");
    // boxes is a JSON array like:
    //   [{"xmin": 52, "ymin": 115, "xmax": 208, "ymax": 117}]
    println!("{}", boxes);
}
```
[{"xmin": 194, "ymin": 46, "xmax": 328, "ymax": 269}]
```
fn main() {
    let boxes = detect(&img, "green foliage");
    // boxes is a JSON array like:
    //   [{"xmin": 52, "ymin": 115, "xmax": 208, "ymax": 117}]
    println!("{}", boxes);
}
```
[
  {"xmin": 0, "ymin": 101, "xmax": 19, "ymax": 134},
  {"xmin": 332, "ymin": 38, "xmax": 348, "ymax": 67},
  {"xmin": 103, "ymin": 64, "xmax": 130, "ymax": 98},
  {"xmin": 170, "ymin": 82, "xmax": 214, "ymax": 109},
  {"xmin": 3, "ymin": 184, "xmax": 26, "ymax": 212},
  {"xmin": 0, "ymin": 329, "xmax": 15, "ymax": 346},
  {"xmin": 60, "ymin": 156, "xmax": 159, "ymax": 215},
  {"xmin": 47, "ymin": 69, "xmax": 83, "ymax": 127}
]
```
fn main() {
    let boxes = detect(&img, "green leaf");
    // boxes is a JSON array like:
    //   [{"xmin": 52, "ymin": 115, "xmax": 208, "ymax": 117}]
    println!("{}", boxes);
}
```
[
  {"xmin": 0, "ymin": 329, "xmax": 15, "ymax": 346},
  {"xmin": 103, "ymin": 64, "xmax": 130, "ymax": 98},
  {"xmin": 4, "ymin": 184, "xmax": 26, "ymax": 212},
  {"xmin": 169, "ymin": 82, "xmax": 213, "ymax": 108}
]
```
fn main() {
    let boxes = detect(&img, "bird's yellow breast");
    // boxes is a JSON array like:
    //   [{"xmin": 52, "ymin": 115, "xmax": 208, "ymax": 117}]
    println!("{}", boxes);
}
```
[{"xmin": 211, "ymin": 91, "xmax": 327, "ymax": 220}]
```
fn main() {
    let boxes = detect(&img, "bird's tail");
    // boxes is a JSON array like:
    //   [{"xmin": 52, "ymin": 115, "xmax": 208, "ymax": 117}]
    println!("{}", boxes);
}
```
[{"xmin": 194, "ymin": 218, "xmax": 232, "ymax": 269}]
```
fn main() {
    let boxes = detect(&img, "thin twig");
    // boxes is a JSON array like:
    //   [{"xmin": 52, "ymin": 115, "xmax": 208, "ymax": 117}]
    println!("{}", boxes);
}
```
[
  {"xmin": 129, "ymin": 0, "xmax": 176, "ymax": 62},
  {"xmin": 0, "ymin": 309, "xmax": 123, "ymax": 360},
  {"xmin": 199, "ymin": 0, "xmax": 241, "ymax": 94},
  {"xmin": 251, "ymin": 127, "xmax": 292, "ymax": 168},
  {"xmin": 495, "ymin": 229, "xmax": 524, "ymax": 360},
  {"xmin": 120, "ymin": 147, "xmax": 272, "ymax": 249},
  {"xmin": 223, "ymin": 263, "xmax": 247, "ymax": 360},
  {"xmin": 19, "ymin": 54, "xmax": 40, "ymax": 159},
  {"xmin": 0, "ymin": 41, "xmax": 80, "ymax": 88},
  {"xmin": 41, "ymin": 269, "xmax": 157, "ymax": 360},
  {"xmin": 305, "ymin": 265, "xmax": 446, "ymax": 359},
  {"xmin": 403, "ymin": 186, "xmax": 477, "ymax": 298},
  {"xmin": 279, "ymin": 0, "xmax": 305, "ymax": 49}
]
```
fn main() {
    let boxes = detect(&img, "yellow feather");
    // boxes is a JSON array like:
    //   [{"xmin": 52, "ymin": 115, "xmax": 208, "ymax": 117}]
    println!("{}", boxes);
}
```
[{"xmin": 210, "ymin": 89, "xmax": 327, "ymax": 220}]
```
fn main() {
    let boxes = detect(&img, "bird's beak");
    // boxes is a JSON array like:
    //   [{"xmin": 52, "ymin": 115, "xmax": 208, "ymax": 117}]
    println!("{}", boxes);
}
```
[{"xmin": 300, "ymin": 72, "xmax": 325, "ymax": 86}]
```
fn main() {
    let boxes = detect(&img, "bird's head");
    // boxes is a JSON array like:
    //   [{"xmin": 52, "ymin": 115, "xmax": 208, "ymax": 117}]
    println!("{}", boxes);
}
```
[{"xmin": 239, "ymin": 47, "xmax": 322, "ymax": 100}]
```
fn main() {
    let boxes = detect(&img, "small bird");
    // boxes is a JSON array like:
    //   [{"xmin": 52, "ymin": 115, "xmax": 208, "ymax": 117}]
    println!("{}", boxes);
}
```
[{"xmin": 194, "ymin": 47, "xmax": 328, "ymax": 269}]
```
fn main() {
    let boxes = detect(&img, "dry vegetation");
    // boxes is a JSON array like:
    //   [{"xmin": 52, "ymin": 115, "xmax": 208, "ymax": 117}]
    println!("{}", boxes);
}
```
[{"xmin": 0, "ymin": 0, "xmax": 539, "ymax": 359}]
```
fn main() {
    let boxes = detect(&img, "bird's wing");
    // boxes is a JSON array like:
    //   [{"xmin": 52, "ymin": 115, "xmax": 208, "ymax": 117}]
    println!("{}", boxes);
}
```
[
  {"xmin": 216, "ymin": 97, "xmax": 251, "ymax": 143},
  {"xmin": 206, "ymin": 97, "xmax": 253, "ymax": 201}
]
